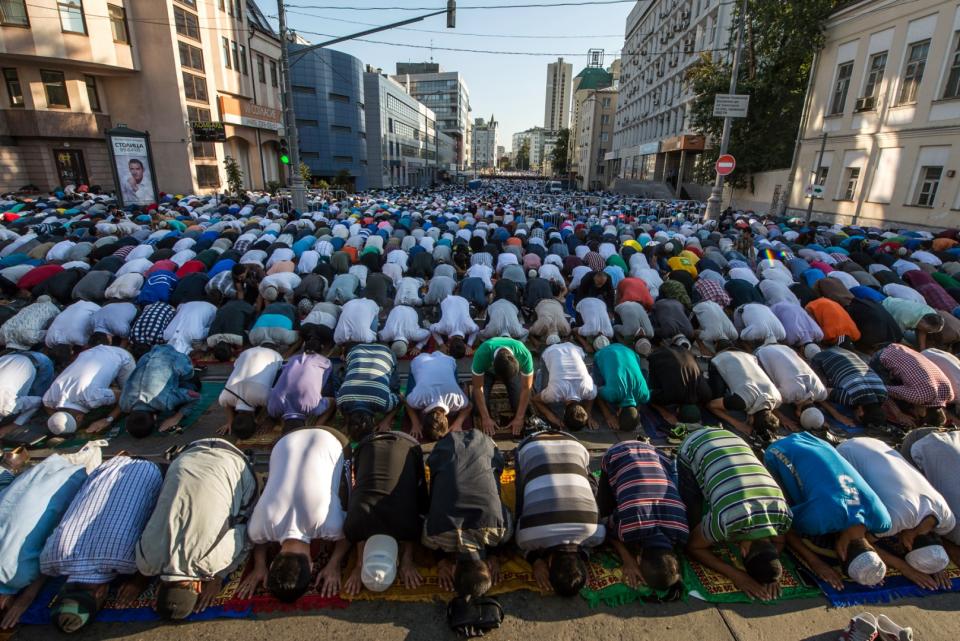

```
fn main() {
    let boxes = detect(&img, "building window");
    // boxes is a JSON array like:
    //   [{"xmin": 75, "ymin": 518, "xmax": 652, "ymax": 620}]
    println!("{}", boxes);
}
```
[
  {"xmin": 192, "ymin": 141, "xmax": 216, "ymax": 159},
  {"xmin": 108, "ymin": 4, "xmax": 128, "ymax": 43},
  {"xmin": 944, "ymin": 34, "xmax": 960, "ymax": 99},
  {"xmin": 196, "ymin": 165, "xmax": 220, "ymax": 187},
  {"xmin": 40, "ymin": 70, "xmax": 70, "ymax": 108},
  {"xmin": 231, "ymin": 41, "xmax": 240, "ymax": 72},
  {"xmin": 292, "ymin": 85, "xmax": 314, "ymax": 94},
  {"xmin": 854, "ymin": 52, "xmax": 886, "ymax": 112},
  {"xmin": 842, "ymin": 166, "xmax": 860, "ymax": 200},
  {"xmin": 179, "ymin": 41, "xmax": 204, "ymax": 72},
  {"xmin": 218, "ymin": 0, "xmax": 224, "ymax": 9},
  {"xmin": 829, "ymin": 62, "xmax": 853, "ymax": 115},
  {"xmin": 187, "ymin": 105, "xmax": 211, "ymax": 122},
  {"xmin": 174, "ymin": 7, "xmax": 200, "ymax": 40},
  {"xmin": 257, "ymin": 55, "xmax": 266, "ymax": 83},
  {"xmin": 234, "ymin": 0, "xmax": 241, "ymax": 17},
  {"xmin": 239, "ymin": 44, "xmax": 248, "ymax": 75},
  {"xmin": 914, "ymin": 166, "xmax": 942, "ymax": 206},
  {"xmin": 270, "ymin": 61, "xmax": 278, "ymax": 87},
  {"xmin": 329, "ymin": 92, "xmax": 350, "ymax": 103},
  {"xmin": 815, "ymin": 165, "xmax": 829, "ymax": 186},
  {"xmin": 222, "ymin": 38, "xmax": 231, "ymax": 69},
  {"xmin": 0, "ymin": 0, "xmax": 30, "ymax": 27},
  {"xmin": 3, "ymin": 68, "xmax": 23, "ymax": 107},
  {"xmin": 899, "ymin": 40, "xmax": 930, "ymax": 105},
  {"xmin": 58, "ymin": 0, "xmax": 86, "ymax": 34},
  {"xmin": 331, "ymin": 125, "xmax": 352, "ymax": 133},
  {"xmin": 182, "ymin": 71, "xmax": 208, "ymax": 102},
  {"xmin": 84, "ymin": 75, "xmax": 100, "ymax": 112},
  {"xmin": 295, "ymin": 119, "xmax": 318, "ymax": 128},
  {"xmin": 333, "ymin": 156, "xmax": 353, "ymax": 163}
]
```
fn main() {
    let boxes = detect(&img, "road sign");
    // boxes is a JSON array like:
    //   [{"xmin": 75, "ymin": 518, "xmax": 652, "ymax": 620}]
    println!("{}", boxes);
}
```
[
  {"xmin": 805, "ymin": 184, "xmax": 825, "ymax": 199},
  {"xmin": 715, "ymin": 154, "xmax": 736, "ymax": 176},
  {"xmin": 713, "ymin": 94, "xmax": 750, "ymax": 118}
]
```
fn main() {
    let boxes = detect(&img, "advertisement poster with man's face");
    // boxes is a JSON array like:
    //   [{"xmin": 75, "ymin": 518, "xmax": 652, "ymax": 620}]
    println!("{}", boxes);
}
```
[{"xmin": 112, "ymin": 136, "xmax": 156, "ymax": 206}]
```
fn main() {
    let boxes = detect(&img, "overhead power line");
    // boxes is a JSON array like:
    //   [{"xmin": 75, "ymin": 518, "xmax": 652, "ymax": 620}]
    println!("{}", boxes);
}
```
[{"xmin": 285, "ymin": 0, "xmax": 636, "ymax": 11}]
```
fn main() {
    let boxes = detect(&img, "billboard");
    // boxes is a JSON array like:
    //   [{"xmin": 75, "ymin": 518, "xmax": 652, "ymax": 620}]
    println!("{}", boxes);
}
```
[{"xmin": 106, "ymin": 127, "xmax": 159, "ymax": 208}]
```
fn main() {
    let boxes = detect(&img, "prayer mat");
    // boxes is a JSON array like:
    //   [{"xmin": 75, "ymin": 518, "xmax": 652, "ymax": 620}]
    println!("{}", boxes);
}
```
[
  {"xmin": 800, "ymin": 538, "xmax": 960, "ymax": 607},
  {"xmin": 20, "ymin": 564, "xmax": 348, "ymax": 625},
  {"xmin": 580, "ymin": 550, "xmax": 683, "ymax": 608},
  {"xmin": 681, "ymin": 546, "xmax": 820, "ymax": 604}
]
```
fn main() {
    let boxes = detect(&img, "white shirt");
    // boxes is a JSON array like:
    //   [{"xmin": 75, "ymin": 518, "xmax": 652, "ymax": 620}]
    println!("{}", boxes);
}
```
[
  {"xmin": 45, "ymin": 301, "xmax": 100, "ymax": 347},
  {"xmin": 430, "ymin": 295, "xmax": 478, "ymax": 338},
  {"xmin": 92, "ymin": 302, "xmax": 138, "ymax": 338},
  {"xmin": 266, "ymin": 248, "xmax": 295, "ymax": 269},
  {"xmin": 170, "ymin": 249, "xmax": 196, "ymax": 267},
  {"xmin": 569, "ymin": 266, "xmax": 593, "ymax": 290},
  {"xmin": 911, "ymin": 250, "xmax": 941, "ymax": 266},
  {"xmin": 163, "ymin": 301, "xmax": 216, "ymax": 354},
  {"xmin": 0, "ymin": 353, "xmax": 41, "ymax": 417},
  {"xmin": 115, "ymin": 258, "xmax": 153, "ymax": 277},
  {"xmin": 728, "ymin": 267, "xmax": 759, "ymax": 285},
  {"xmin": 382, "ymin": 262, "xmax": 403, "ymax": 288},
  {"xmin": 261, "ymin": 272, "xmax": 301, "ymax": 295},
  {"xmin": 480, "ymin": 299, "xmax": 527, "ymax": 339},
  {"xmin": 692, "ymin": 301, "xmax": 739, "ymax": 343},
  {"xmin": 248, "ymin": 429, "xmax": 346, "ymax": 544},
  {"xmin": 380, "ymin": 305, "xmax": 429, "ymax": 343},
  {"xmin": 883, "ymin": 283, "xmax": 927, "ymax": 304},
  {"xmin": 394, "ymin": 277, "xmax": 424, "ymax": 306},
  {"xmin": 104, "ymin": 273, "xmax": 143, "ymax": 300},
  {"xmin": 406, "ymin": 352, "xmax": 468, "ymax": 412},
  {"xmin": 45, "ymin": 240, "xmax": 76, "ymax": 262},
  {"xmin": 333, "ymin": 298, "xmax": 379, "ymax": 344},
  {"xmin": 755, "ymin": 344, "xmax": 827, "ymax": 405},
  {"xmin": 42, "ymin": 345, "xmax": 135, "ymax": 412},
  {"xmin": 304, "ymin": 302, "xmax": 340, "ymax": 329},
  {"xmin": 575, "ymin": 297, "xmax": 614, "ymax": 337},
  {"xmin": 838, "ymin": 437, "xmax": 956, "ymax": 538},
  {"xmin": 297, "ymin": 250, "xmax": 320, "ymax": 275},
  {"xmin": 466, "ymin": 264, "xmax": 493, "ymax": 291},
  {"xmin": 540, "ymin": 343, "xmax": 597, "ymax": 404},
  {"xmin": 736, "ymin": 303, "xmax": 787, "ymax": 344},
  {"xmin": 827, "ymin": 270, "xmax": 859, "ymax": 290},
  {"xmin": 758, "ymin": 280, "xmax": 800, "ymax": 306},
  {"xmin": 220, "ymin": 346, "xmax": 284, "ymax": 411}
]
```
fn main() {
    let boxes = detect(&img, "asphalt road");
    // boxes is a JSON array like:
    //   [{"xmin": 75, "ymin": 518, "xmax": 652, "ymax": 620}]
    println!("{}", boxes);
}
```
[{"xmin": 14, "ymin": 592, "xmax": 960, "ymax": 641}]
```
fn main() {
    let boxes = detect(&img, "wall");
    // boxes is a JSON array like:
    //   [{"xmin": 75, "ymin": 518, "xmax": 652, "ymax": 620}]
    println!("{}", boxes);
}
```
[{"xmin": 728, "ymin": 169, "xmax": 791, "ymax": 214}]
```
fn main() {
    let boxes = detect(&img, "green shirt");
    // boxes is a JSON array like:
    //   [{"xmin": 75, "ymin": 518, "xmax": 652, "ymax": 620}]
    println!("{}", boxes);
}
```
[
  {"xmin": 881, "ymin": 296, "xmax": 936, "ymax": 330},
  {"xmin": 470, "ymin": 338, "xmax": 534, "ymax": 377},
  {"xmin": 594, "ymin": 343, "xmax": 650, "ymax": 408},
  {"xmin": 933, "ymin": 272, "xmax": 960, "ymax": 291}
]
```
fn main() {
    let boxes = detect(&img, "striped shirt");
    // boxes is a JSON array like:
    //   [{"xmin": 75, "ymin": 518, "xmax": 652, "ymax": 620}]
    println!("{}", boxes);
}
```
[
  {"xmin": 336, "ymin": 343, "xmax": 400, "ymax": 415},
  {"xmin": 812, "ymin": 347, "xmax": 887, "ymax": 407},
  {"xmin": 515, "ymin": 433, "xmax": 605, "ymax": 552},
  {"xmin": 40, "ymin": 457, "xmax": 162, "ymax": 583},
  {"xmin": 601, "ymin": 441, "xmax": 689, "ymax": 549},
  {"xmin": 679, "ymin": 428, "xmax": 792, "ymax": 544}
]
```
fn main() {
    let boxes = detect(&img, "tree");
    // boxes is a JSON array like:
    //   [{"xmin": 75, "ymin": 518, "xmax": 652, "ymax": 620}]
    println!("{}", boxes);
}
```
[
  {"xmin": 516, "ymin": 140, "xmax": 531, "ymax": 171},
  {"xmin": 686, "ymin": 0, "xmax": 839, "ymax": 188},
  {"xmin": 298, "ymin": 162, "xmax": 312, "ymax": 186},
  {"xmin": 223, "ymin": 156, "xmax": 244, "ymax": 196},
  {"xmin": 498, "ymin": 155, "xmax": 512, "ymax": 171},
  {"xmin": 551, "ymin": 129, "xmax": 570, "ymax": 176}
]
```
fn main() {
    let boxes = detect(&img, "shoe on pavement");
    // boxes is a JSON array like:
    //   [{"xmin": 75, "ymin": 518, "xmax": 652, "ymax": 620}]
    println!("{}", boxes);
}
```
[
  {"xmin": 876, "ymin": 614, "xmax": 913, "ymax": 641},
  {"xmin": 839, "ymin": 612, "xmax": 879, "ymax": 641}
]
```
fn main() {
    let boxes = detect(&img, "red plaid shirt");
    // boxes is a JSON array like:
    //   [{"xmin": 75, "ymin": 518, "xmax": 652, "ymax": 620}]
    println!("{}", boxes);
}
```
[
  {"xmin": 876, "ymin": 344, "xmax": 955, "ymax": 407},
  {"xmin": 694, "ymin": 278, "xmax": 732, "ymax": 307}
]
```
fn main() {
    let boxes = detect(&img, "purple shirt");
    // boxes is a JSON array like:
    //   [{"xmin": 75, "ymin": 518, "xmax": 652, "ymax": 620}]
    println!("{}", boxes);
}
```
[{"xmin": 267, "ymin": 352, "xmax": 334, "ymax": 420}]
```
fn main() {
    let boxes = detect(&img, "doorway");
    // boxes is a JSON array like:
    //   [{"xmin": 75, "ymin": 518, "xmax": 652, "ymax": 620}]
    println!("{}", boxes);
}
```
[{"xmin": 53, "ymin": 149, "xmax": 89, "ymax": 187}]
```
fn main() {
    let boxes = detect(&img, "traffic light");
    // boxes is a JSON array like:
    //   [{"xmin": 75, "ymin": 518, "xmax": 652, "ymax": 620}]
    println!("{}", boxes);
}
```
[
  {"xmin": 279, "ymin": 138, "xmax": 290, "ymax": 165},
  {"xmin": 446, "ymin": 0, "xmax": 455, "ymax": 28}
]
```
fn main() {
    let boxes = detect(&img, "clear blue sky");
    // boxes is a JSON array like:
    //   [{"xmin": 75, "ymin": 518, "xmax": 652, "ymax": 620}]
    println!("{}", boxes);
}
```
[{"xmin": 264, "ymin": 0, "xmax": 633, "ymax": 150}]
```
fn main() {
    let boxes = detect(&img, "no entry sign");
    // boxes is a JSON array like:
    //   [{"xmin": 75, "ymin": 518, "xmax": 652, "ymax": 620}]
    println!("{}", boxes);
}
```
[{"xmin": 716, "ymin": 154, "xmax": 736, "ymax": 176}]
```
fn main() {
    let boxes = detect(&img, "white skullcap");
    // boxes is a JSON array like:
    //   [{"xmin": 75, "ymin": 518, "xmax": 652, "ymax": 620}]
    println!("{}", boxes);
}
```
[
  {"xmin": 390, "ymin": 340, "xmax": 408, "ymax": 358},
  {"xmin": 905, "ymin": 544, "xmax": 950, "ymax": 574},
  {"xmin": 262, "ymin": 285, "xmax": 279, "ymax": 302},
  {"xmin": 593, "ymin": 335, "xmax": 611, "ymax": 351},
  {"xmin": 635, "ymin": 337, "xmax": 652, "ymax": 356},
  {"xmin": 800, "ymin": 407, "xmax": 825, "ymax": 430},
  {"xmin": 847, "ymin": 550, "xmax": 886, "ymax": 587},
  {"xmin": 48, "ymin": 411, "xmax": 77, "ymax": 435},
  {"xmin": 546, "ymin": 334, "xmax": 561, "ymax": 346},
  {"xmin": 803, "ymin": 343, "xmax": 822, "ymax": 360}
]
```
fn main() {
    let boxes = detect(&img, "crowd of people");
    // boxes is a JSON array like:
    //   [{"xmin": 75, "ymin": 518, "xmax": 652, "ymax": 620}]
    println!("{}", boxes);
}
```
[{"xmin": 0, "ymin": 181, "xmax": 958, "ymax": 638}]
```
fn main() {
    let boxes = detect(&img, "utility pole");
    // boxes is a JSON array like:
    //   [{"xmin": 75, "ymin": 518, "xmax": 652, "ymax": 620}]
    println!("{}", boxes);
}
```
[
  {"xmin": 806, "ymin": 131, "xmax": 828, "ymax": 223},
  {"xmin": 277, "ymin": 0, "xmax": 305, "ymax": 212},
  {"xmin": 277, "ymin": 0, "xmax": 456, "ymax": 210},
  {"xmin": 704, "ymin": 0, "xmax": 749, "ymax": 221}
]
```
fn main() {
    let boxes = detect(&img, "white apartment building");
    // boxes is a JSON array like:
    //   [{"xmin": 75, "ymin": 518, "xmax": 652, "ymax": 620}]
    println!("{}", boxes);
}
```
[
  {"xmin": 512, "ymin": 126, "xmax": 557, "ymax": 173},
  {"xmin": 471, "ymin": 116, "xmax": 499, "ymax": 169},
  {"xmin": 787, "ymin": 0, "xmax": 960, "ymax": 228},
  {"xmin": 544, "ymin": 57, "xmax": 573, "ymax": 131},
  {"xmin": 611, "ymin": 0, "xmax": 735, "ymax": 187}
]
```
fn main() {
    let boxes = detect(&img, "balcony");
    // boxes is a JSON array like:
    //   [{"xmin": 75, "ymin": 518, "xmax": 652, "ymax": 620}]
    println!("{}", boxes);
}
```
[{"xmin": 0, "ymin": 109, "xmax": 113, "ymax": 139}]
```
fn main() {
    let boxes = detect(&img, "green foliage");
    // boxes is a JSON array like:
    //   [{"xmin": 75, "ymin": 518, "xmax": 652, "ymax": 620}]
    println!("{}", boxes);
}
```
[
  {"xmin": 265, "ymin": 180, "xmax": 281, "ymax": 195},
  {"xmin": 223, "ymin": 156, "xmax": 244, "ymax": 196},
  {"xmin": 516, "ymin": 140, "xmax": 531, "ymax": 171},
  {"xmin": 499, "ymin": 155, "xmax": 512, "ymax": 170},
  {"xmin": 686, "ymin": 0, "xmax": 838, "ymax": 188},
  {"xmin": 298, "ymin": 162, "xmax": 312, "ymax": 185},
  {"xmin": 551, "ymin": 128, "xmax": 570, "ymax": 176},
  {"xmin": 316, "ymin": 179, "xmax": 330, "ymax": 190}
]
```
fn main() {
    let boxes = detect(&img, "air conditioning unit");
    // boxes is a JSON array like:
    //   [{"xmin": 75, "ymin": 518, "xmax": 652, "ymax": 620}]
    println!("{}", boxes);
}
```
[{"xmin": 854, "ymin": 96, "xmax": 876, "ymax": 112}]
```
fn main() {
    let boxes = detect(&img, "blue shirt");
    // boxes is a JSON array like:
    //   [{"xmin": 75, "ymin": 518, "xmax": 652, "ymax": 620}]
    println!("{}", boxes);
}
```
[
  {"xmin": 120, "ymin": 344, "xmax": 197, "ymax": 415},
  {"xmin": 764, "ymin": 432, "xmax": 891, "ymax": 536},
  {"xmin": 0, "ymin": 456, "xmax": 87, "ymax": 593},
  {"xmin": 851, "ymin": 285, "xmax": 886, "ymax": 302},
  {"xmin": 137, "ymin": 270, "xmax": 178, "ymax": 305}
]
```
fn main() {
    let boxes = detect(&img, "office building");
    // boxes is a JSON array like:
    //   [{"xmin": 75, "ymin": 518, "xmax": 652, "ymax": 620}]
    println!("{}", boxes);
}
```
[
  {"xmin": 611, "ymin": 0, "xmax": 735, "ymax": 188},
  {"xmin": 471, "ymin": 115, "xmax": 499, "ymax": 170},
  {"xmin": 512, "ymin": 126, "xmax": 558, "ymax": 173},
  {"xmin": 0, "ymin": 0, "xmax": 284, "ymax": 194},
  {"xmin": 544, "ymin": 57, "xmax": 573, "ymax": 131},
  {"xmin": 568, "ymin": 59, "xmax": 617, "ymax": 187},
  {"xmin": 576, "ymin": 85, "xmax": 619, "ymax": 190},
  {"xmin": 288, "ymin": 45, "xmax": 367, "ymax": 191},
  {"xmin": 787, "ymin": 0, "xmax": 960, "ymax": 228},
  {"xmin": 393, "ymin": 63, "xmax": 472, "ymax": 170},
  {"xmin": 364, "ymin": 67, "xmax": 445, "ymax": 189}
]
